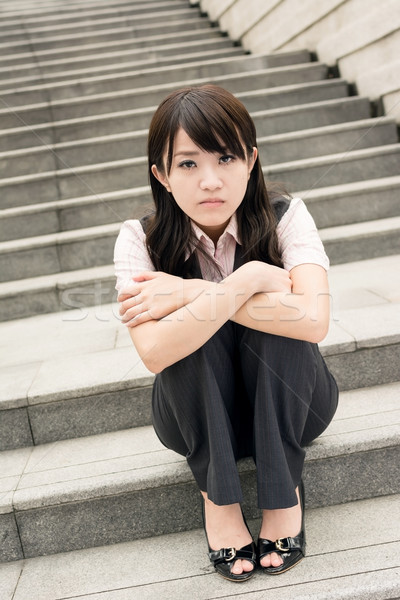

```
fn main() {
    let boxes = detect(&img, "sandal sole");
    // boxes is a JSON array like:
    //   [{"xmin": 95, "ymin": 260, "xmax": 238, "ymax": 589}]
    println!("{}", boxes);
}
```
[{"xmin": 261, "ymin": 555, "xmax": 304, "ymax": 575}]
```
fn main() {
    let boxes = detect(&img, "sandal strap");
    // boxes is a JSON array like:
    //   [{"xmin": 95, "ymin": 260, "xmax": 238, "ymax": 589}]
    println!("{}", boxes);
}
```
[
  {"xmin": 209, "ymin": 542, "xmax": 256, "ymax": 566},
  {"xmin": 258, "ymin": 534, "xmax": 304, "ymax": 558}
]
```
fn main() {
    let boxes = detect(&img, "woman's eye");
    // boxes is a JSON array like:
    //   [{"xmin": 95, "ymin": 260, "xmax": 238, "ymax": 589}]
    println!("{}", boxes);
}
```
[
  {"xmin": 178, "ymin": 160, "xmax": 196, "ymax": 169},
  {"xmin": 219, "ymin": 155, "xmax": 235, "ymax": 164}
]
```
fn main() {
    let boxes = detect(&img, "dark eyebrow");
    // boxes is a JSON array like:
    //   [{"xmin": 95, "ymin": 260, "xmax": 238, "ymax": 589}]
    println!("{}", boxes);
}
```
[
  {"xmin": 174, "ymin": 148, "xmax": 231, "ymax": 159},
  {"xmin": 173, "ymin": 151, "xmax": 201, "ymax": 158}
]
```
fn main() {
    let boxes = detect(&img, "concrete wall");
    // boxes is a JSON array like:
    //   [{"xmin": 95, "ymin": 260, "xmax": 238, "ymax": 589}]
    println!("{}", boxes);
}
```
[{"xmin": 196, "ymin": 0, "xmax": 400, "ymax": 122}]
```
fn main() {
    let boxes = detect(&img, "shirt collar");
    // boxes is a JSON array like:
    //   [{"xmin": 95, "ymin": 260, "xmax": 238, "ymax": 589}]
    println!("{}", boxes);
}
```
[{"xmin": 190, "ymin": 213, "xmax": 240, "ymax": 248}]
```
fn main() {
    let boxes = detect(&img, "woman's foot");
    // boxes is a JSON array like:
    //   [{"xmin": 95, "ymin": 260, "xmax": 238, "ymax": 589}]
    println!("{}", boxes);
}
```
[
  {"xmin": 258, "ymin": 486, "xmax": 302, "ymax": 569},
  {"xmin": 201, "ymin": 492, "xmax": 254, "ymax": 576}
]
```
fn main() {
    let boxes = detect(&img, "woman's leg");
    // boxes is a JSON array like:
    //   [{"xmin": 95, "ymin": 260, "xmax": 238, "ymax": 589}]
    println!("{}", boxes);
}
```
[
  {"xmin": 301, "ymin": 343, "xmax": 339, "ymax": 447},
  {"xmin": 238, "ymin": 327, "xmax": 324, "ymax": 508},
  {"xmin": 151, "ymin": 321, "xmax": 254, "ymax": 574},
  {"xmin": 237, "ymin": 326, "xmax": 338, "ymax": 568},
  {"xmin": 152, "ymin": 320, "xmax": 248, "ymax": 505}
]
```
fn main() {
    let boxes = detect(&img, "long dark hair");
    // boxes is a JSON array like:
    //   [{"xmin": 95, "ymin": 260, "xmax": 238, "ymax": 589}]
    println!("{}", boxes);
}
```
[{"xmin": 146, "ymin": 84, "xmax": 284, "ymax": 275}]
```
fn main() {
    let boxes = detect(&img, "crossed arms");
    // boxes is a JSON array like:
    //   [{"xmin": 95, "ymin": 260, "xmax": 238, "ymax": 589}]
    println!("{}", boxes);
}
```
[{"xmin": 118, "ymin": 261, "xmax": 330, "ymax": 374}]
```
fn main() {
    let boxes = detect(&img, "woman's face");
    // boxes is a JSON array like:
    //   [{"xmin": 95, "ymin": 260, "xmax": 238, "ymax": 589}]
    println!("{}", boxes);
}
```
[{"xmin": 151, "ymin": 128, "xmax": 257, "ymax": 243}]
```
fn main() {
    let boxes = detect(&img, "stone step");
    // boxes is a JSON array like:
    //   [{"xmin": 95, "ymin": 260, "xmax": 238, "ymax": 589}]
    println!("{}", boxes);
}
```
[
  {"xmin": 3, "ymin": 0, "xmax": 181, "ymax": 6},
  {"xmin": 260, "ymin": 116, "xmax": 398, "ymax": 165},
  {"xmin": 0, "ymin": 26, "xmax": 223, "ymax": 64},
  {"xmin": 0, "ymin": 223, "xmax": 120, "ymax": 281},
  {"xmin": 0, "ymin": 39, "xmax": 309, "ymax": 85},
  {"xmin": 0, "ymin": 16, "xmax": 213, "ymax": 54},
  {"xmin": 0, "ymin": 0, "xmax": 187, "ymax": 22},
  {"xmin": 0, "ymin": 77, "xmax": 349, "ymax": 131},
  {"xmin": 0, "ymin": 41, "xmax": 244, "ymax": 83},
  {"xmin": 1, "ymin": 95, "xmax": 370, "ymax": 152},
  {"xmin": 0, "ymin": 263, "xmax": 117, "ymax": 321},
  {"xmin": 0, "ymin": 254, "xmax": 399, "ymax": 443},
  {"xmin": 0, "ymin": 46, "xmax": 247, "ymax": 89},
  {"xmin": 0, "ymin": 0, "xmax": 175, "ymax": 11},
  {"xmin": 0, "ymin": 0, "xmax": 190, "ymax": 30},
  {"xmin": 2, "ymin": 174, "xmax": 400, "ymax": 244},
  {"xmin": 0, "ymin": 6, "xmax": 203, "ymax": 42},
  {"xmin": 266, "ymin": 143, "xmax": 400, "ymax": 192},
  {"xmin": 299, "ymin": 175, "xmax": 400, "ymax": 228},
  {"xmin": 1, "ymin": 0, "xmax": 171, "ymax": 6},
  {"xmin": 0, "ymin": 382, "xmax": 399, "ymax": 560},
  {"xmin": 320, "ymin": 216, "xmax": 400, "ymax": 264},
  {"xmin": 0, "ymin": 115, "xmax": 395, "ymax": 179},
  {"xmin": 0, "ymin": 186, "xmax": 150, "ymax": 242},
  {"xmin": 0, "ymin": 18, "xmax": 216, "ymax": 55},
  {"xmin": 0, "ymin": 59, "xmax": 325, "ymax": 107},
  {"xmin": 2, "ymin": 494, "xmax": 399, "ymax": 597},
  {"xmin": 1, "ymin": 138, "xmax": 399, "ymax": 209},
  {"xmin": 0, "ymin": 53, "xmax": 316, "ymax": 103},
  {"xmin": 0, "ymin": 27, "xmax": 222, "ymax": 67},
  {"xmin": 0, "ymin": 0, "xmax": 179, "ymax": 12}
]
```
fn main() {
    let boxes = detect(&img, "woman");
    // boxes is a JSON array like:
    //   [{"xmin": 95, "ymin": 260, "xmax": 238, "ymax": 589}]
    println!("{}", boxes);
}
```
[{"xmin": 114, "ymin": 85, "xmax": 338, "ymax": 582}]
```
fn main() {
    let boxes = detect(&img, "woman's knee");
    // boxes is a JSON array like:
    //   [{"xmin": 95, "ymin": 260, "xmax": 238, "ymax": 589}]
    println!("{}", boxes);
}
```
[{"xmin": 238, "ymin": 327, "xmax": 316, "ymax": 379}]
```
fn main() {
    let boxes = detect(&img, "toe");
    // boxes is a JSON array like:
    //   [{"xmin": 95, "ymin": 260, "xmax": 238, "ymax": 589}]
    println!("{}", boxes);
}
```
[
  {"xmin": 271, "ymin": 552, "xmax": 283, "ymax": 567},
  {"xmin": 260, "ymin": 554, "xmax": 271, "ymax": 568},
  {"xmin": 231, "ymin": 559, "xmax": 254, "ymax": 575},
  {"xmin": 260, "ymin": 552, "xmax": 283, "ymax": 568},
  {"xmin": 231, "ymin": 559, "xmax": 244, "ymax": 575},
  {"xmin": 242, "ymin": 559, "xmax": 254, "ymax": 573}
]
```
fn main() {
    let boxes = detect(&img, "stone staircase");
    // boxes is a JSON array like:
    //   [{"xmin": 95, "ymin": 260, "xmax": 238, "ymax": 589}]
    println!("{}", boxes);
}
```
[{"xmin": 0, "ymin": 0, "xmax": 399, "ymax": 598}]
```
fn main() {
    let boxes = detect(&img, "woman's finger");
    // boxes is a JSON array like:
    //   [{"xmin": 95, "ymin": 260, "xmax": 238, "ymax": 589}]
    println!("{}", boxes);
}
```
[
  {"xmin": 119, "ymin": 294, "xmax": 142, "ymax": 316},
  {"xmin": 121, "ymin": 302, "xmax": 145, "ymax": 322},
  {"xmin": 125, "ymin": 309, "xmax": 154, "ymax": 327},
  {"xmin": 118, "ymin": 282, "xmax": 142, "ymax": 301},
  {"xmin": 132, "ymin": 271, "xmax": 162, "ymax": 282},
  {"xmin": 117, "ymin": 293, "xmax": 131, "ymax": 303},
  {"xmin": 119, "ymin": 299, "xmax": 134, "ymax": 317}
]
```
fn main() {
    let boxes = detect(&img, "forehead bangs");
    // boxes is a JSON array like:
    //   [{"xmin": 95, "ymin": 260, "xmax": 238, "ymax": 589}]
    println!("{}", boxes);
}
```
[{"xmin": 165, "ymin": 87, "xmax": 252, "ymax": 172}]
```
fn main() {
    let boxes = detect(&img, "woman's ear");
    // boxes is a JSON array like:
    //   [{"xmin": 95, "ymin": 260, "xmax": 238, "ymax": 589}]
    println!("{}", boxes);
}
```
[
  {"xmin": 248, "ymin": 147, "xmax": 258, "ymax": 178},
  {"xmin": 151, "ymin": 164, "xmax": 171, "ymax": 192},
  {"xmin": 250, "ymin": 147, "xmax": 258, "ymax": 169}
]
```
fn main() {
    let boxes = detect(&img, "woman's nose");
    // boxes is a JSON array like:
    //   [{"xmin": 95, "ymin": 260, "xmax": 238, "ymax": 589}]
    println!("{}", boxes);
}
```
[{"xmin": 199, "ymin": 168, "xmax": 223, "ymax": 190}]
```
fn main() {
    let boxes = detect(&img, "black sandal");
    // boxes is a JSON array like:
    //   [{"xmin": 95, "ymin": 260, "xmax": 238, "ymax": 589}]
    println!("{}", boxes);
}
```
[
  {"xmin": 202, "ymin": 498, "xmax": 257, "ymax": 582},
  {"xmin": 258, "ymin": 481, "xmax": 306, "ymax": 575}
]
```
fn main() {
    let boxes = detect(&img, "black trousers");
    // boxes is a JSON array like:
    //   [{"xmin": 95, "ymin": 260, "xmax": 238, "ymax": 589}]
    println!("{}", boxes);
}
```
[{"xmin": 152, "ymin": 322, "xmax": 338, "ymax": 510}]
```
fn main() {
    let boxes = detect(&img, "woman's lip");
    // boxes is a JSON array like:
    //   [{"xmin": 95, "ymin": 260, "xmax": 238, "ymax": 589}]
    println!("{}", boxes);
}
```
[{"xmin": 200, "ymin": 199, "xmax": 224, "ymax": 204}]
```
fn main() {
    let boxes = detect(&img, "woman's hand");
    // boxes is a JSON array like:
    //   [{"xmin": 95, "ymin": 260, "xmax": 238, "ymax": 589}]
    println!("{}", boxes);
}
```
[
  {"xmin": 232, "ymin": 261, "xmax": 292, "ymax": 295},
  {"xmin": 118, "ymin": 263, "xmax": 291, "ymax": 327},
  {"xmin": 232, "ymin": 263, "xmax": 330, "ymax": 343},
  {"xmin": 118, "ymin": 272, "xmax": 210, "ymax": 326}
]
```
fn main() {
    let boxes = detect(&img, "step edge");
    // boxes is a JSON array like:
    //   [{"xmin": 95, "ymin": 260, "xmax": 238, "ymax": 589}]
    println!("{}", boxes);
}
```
[
  {"xmin": 8, "ymin": 425, "xmax": 400, "ymax": 512},
  {"xmin": 0, "ymin": 60, "xmax": 325, "ymax": 97}
]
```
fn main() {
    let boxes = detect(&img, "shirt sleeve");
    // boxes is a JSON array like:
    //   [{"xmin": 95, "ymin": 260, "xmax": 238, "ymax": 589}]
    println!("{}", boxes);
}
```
[
  {"xmin": 277, "ymin": 197, "xmax": 330, "ymax": 272},
  {"xmin": 113, "ymin": 219, "xmax": 156, "ymax": 292}
]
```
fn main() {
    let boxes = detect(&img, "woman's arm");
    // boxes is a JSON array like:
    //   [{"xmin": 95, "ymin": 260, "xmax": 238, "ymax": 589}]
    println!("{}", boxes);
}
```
[
  {"xmin": 119, "ymin": 263, "xmax": 329, "ymax": 373},
  {"xmin": 121, "ymin": 262, "xmax": 287, "ymax": 374},
  {"xmin": 118, "ymin": 263, "xmax": 291, "ymax": 323},
  {"xmin": 118, "ymin": 272, "xmax": 211, "ymax": 322},
  {"xmin": 232, "ymin": 264, "xmax": 330, "ymax": 343}
]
